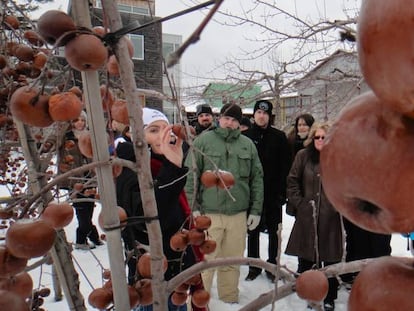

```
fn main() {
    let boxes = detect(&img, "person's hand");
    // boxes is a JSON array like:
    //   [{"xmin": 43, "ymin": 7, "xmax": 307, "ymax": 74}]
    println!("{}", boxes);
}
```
[
  {"xmin": 159, "ymin": 125, "xmax": 183, "ymax": 167},
  {"xmin": 247, "ymin": 215, "xmax": 261, "ymax": 231},
  {"xmin": 192, "ymin": 210, "xmax": 201, "ymax": 218}
]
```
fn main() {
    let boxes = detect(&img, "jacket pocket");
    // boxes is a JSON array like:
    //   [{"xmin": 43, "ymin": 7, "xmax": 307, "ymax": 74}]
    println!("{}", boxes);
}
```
[
  {"xmin": 237, "ymin": 153, "xmax": 251, "ymax": 177},
  {"xmin": 204, "ymin": 152, "xmax": 221, "ymax": 171}
]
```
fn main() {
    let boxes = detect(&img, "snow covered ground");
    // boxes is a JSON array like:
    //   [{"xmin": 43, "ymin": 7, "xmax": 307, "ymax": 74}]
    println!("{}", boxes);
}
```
[{"xmin": 20, "ymin": 202, "xmax": 409, "ymax": 311}]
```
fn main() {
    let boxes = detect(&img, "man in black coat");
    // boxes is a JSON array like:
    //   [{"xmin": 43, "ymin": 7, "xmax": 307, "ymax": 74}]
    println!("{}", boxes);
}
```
[{"xmin": 243, "ymin": 100, "xmax": 292, "ymax": 281}]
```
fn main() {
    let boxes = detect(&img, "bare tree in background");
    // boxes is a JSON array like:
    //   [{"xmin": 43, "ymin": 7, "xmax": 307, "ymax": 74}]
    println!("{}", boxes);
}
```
[{"xmin": 179, "ymin": 0, "xmax": 361, "ymax": 127}]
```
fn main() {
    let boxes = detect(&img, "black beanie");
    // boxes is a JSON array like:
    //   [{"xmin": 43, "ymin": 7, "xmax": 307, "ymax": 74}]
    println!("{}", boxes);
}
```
[
  {"xmin": 196, "ymin": 104, "xmax": 213, "ymax": 117},
  {"xmin": 254, "ymin": 100, "xmax": 273, "ymax": 115},
  {"xmin": 240, "ymin": 116, "xmax": 252, "ymax": 128},
  {"xmin": 220, "ymin": 103, "xmax": 242, "ymax": 122}
]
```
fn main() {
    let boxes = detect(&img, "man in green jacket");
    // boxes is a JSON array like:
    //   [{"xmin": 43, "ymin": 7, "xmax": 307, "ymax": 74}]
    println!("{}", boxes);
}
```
[{"xmin": 185, "ymin": 103, "xmax": 264, "ymax": 304}]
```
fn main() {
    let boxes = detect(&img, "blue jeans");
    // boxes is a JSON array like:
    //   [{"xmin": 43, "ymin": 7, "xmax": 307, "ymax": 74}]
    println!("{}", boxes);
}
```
[{"xmin": 135, "ymin": 296, "xmax": 187, "ymax": 311}]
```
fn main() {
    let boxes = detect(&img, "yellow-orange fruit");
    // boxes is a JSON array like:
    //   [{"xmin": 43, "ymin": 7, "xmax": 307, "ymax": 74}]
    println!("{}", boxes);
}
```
[
  {"xmin": 23, "ymin": 30, "xmax": 44, "ymax": 46},
  {"xmin": 136, "ymin": 253, "xmax": 168, "ymax": 278},
  {"xmin": 110, "ymin": 99, "xmax": 129, "ymax": 125},
  {"xmin": 171, "ymin": 291, "xmax": 188, "ymax": 306},
  {"xmin": 4, "ymin": 16, "xmax": 20, "ymax": 29},
  {"xmin": 6, "ymin": 219, "xmax": 56, "ymax": 259},
  {"xmin": 0, "ymin": 271, "xmax": 33, "ymax": 299},
  {"xmin": 194, "ymin": 215, "xmax": 211, "ymax": 231},
  {"xmin": 41, "ymin": 202, "xmax": 74, "ymax": 229},
  {"xmin": 0, "ymin": 290, "xmax": 30, "ymax": 311},
  {"xmin": 0, "ymin": 245, "xmax": 28, "ymax": 278},
  {"xmin": 191, "ymin": 289, "xmax": 210, "ymax": 308},
  {"xmin": 169, "ymin": 230, "xmax": 189, "ymax": 252},
  {"xmin": 199, "ymin": 239, "xmax": 217, "ymax": 255},
  {"xmin": 9, "ymin": 86, "xmax": 53, "ymax": 127},
  {"xmin": 348, "ymin": 256, "xmax": 414, "ymax": 311},
  {"xmin": 295, "ymin": 270, "xmax": 328, "ymax": 303},
  {"xmin": 98, "ymin": 206, "xmax": 128, "ymax": 230},
  {"xmin": 65, "ymin": 34, "xmax": 108, "ymax": 71},
  {"xmin": 37, "ymin": 10, "xmax": 76, "ymax": 45},
  {"xmin": 200, "ymin": 170, "xmax": 218, "ymax": 188},
  {"xmin": 88, "ymin": 287, "xmax": 113, "ymax": 309},
  {"xmin": 217, "ymin": 170, "xmax": 235, "ymax": 189},
  {"xmin": 77, "ymin": 131, "xmax": 93, "ymax": 158},
  {"xmin": 187, "ymin": 228, "xmax": 205, "ymax": 246},
  {"xmin": 48, "ymin": 92, "xmax": 83, "ymax": 121},
  {"xmin": 135, "ymin": 279, "xmax": 153, "ymax": 306}
]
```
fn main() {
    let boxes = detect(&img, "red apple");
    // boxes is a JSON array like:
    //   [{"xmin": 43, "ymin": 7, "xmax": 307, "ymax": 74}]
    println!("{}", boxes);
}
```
[
  {"xmin": 199, "ymin": 239, "xmax": 217, "ymax": 255},
  {"xmin": 321, "ymin": 91, "xmax": 414, "ymax": 233},
  {"xmin": 193, "ymin": 215, "xmax": 211, "ymax": 231},
  {"xmin": 169, "ymin": 230, "xmax": 189, "ymax": 252},
  {"xmin": 217, "ymin": 170, "xmax": 235, "ymax": 189},
  {"xmin": 187, "ymin": 228, "xmax": 206, "ymax": 246},
  {"xmin": 358, "ymin": 0, "xmax": 414, "ymax": 117},
  {"xmin": 200, "ymin": 170, "xmax": 218, "ymax": 188},
  {"xmin": 172, "ymin": 124, "xmax": 195, "ymax": 140},
  {"xmin": 191, "ymin": 289, "xmax": 210, "ymax": 308},
  {"xmin": 295, "ymin": 270, "xmax": 328, "ymax": 303},
  {"xmin": 349, "ymin": 256, "xmax": 414, "ymax": 310}
]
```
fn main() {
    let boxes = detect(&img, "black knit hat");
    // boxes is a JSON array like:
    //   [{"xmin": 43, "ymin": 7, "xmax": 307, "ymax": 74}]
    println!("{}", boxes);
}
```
[
  {"xmin": 196, "ymin": 104, "xmax": 213, "ymax": 117},
  {"xmin": 220, "ymin": 103, "xmax": 242, "ymax": 122},
  {"xmin": 240, "ymin": 116, "xmax": 252, "ymax": 129},
  {"xmin": 254, "ymin": 100, "xmax": 273, "ymax": 115}
]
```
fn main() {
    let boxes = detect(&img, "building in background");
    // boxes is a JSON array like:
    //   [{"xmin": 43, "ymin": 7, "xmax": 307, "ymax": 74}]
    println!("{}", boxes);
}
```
[
  {"xmin": 184, "ymin": 82, "xmax": 262, "ymax": 122},
  {"xmin": 280, "ymin": 50, "xmax": 369, "ymax": 129},
  {"xmin": 162, "ymin": 33, "xmax": 182, "ymax": 123},
  {"xmin": 66, "ymin": 0, "xmax": 164, "ymax": 110}
]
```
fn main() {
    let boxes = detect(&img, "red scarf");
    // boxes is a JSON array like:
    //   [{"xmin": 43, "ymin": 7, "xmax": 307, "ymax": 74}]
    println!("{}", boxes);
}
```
[{"xmin": 151, "ymin": 157, "xmax": 207, "ymax": 311}]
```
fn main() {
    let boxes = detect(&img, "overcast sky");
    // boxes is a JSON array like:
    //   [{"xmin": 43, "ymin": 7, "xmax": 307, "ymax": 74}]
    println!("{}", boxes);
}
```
[
  {"xmin": 37, "ymin": 0, "xmax": 360, "ymax": 88},
  {"xmin": 156, "ymin": 1, "xmax": 360, "ymax": 86}
]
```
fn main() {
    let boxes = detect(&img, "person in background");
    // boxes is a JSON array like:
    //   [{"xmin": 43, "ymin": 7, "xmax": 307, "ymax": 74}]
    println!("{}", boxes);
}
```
[
  {"xmin": 239, "ymin": 116, "xmax": 252, "ymax": 132},
  {"xmin": 115, "ymin": 107, "xmax": 205, "ymax": 311},
  {"xmin": 341, "ymin": 220, "xmax": 391, "ymax": 287},
  {"xmin": 194, "ymin": 103, "xmax": 215, "ymax": 135},
  {"xmin": 287, "ymin": 113, "xmax": 315, "ymax": 159},
  {"xmin": 114, "ymin": 125, "xmax": 131, "ymax": 149},
  {"xmin": 243, "ymin": 100, "xmax": 291, "ymax": 282},
  {"xmin": 185, "ymin": 103, "xmax": 264, "ymax": 304},
  {"xmin": 108, "ymin": 120, "xmax": 127, "ymax": 155},
  {"xmin": 59, "ymin": 111, "xmax": 103, "ymax": 250},
  {"xmin": 285, "ymin": 122, "xmax": 343, "ymax": 311}
]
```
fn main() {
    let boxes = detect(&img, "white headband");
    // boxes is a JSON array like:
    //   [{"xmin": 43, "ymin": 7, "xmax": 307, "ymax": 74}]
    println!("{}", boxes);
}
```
[{"xmin": 142, "ymin": 107, "xmax": 169, "ymax": 129}]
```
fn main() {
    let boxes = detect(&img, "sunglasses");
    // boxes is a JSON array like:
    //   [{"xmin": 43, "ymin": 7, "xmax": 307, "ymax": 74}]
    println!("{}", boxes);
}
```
[{"xmin": 313, "ymin": 136, "xmax": 325, "ymax": 140}]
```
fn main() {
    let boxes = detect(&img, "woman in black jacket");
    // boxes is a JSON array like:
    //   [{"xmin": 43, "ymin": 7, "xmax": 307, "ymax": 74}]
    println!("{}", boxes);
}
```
[
  {"xmin": 115, "ymin": 108, "xmax": 205, "ymax": 311},
  {"xmin": 287, "ymin": 113, "xmax": 315, "ymax": 159},
  {"xmin": 58, "ymin": 111, "xmax": 102, "ymax": 249}
]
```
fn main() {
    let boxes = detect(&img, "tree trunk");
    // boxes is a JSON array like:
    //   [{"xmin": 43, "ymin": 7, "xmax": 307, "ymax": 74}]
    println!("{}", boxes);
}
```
[
  {"xmin": 14, "ymin": 120, "xmax": 87, "ymax": 310},
  {"xmin": 70, "ymin": 1, "xmax": 131, "ymax": 310},
  {"xmin": 100, "ymin": 1, "xmax": 168, "ymax": 309}
]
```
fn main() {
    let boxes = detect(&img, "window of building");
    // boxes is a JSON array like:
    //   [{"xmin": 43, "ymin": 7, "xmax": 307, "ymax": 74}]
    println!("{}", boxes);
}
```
[
  {"xmin": 132, "ymin": 7, "xmax": 151, "ymax": 15},
  {"xmin": 95, "ymin": 1, "xmax": 150, "ymax": 15},
  {"xmin": 129, "ymin": 34, "xmax": 144, "ymax": 60},
  {"xmin": 162, "ymin": 42, "xmax": 180, "ymax": 58}
]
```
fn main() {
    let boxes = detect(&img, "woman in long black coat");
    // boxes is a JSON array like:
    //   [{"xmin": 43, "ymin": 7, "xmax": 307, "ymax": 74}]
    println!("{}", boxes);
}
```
[
  {"xmin": 285, "ymin": 122, "xmax": 343, "ymax": 311},
  {"xmin": 115, "ymin": 108, "xmax": 205, "ymax": 311}
]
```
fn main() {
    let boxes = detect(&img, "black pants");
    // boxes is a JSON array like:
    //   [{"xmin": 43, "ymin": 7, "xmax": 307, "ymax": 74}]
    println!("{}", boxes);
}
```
[
  {"xmin": 342, "ymin": 218, "xmax": 391, "ymax": 283},
  {"xmin": 298, "ymin": 258, "xmax": 339, "ymax": 302},
  {"xmin": 74, "ymin": 206, "xmax": 100, "ymax": 244},
  {"xmin": 247, "ymin": 204, "xmax": 281, "ymax": 271}
]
